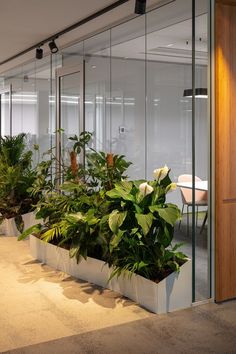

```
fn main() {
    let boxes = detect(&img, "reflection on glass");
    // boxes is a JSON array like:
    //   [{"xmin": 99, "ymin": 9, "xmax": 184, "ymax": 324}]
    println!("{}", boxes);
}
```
[
  {"xmin": 59, "ymin": 71, "xmax": 81, "ymax": 165},
  {"xmin": 146, "ymin": 0, "xmax": 210, "ymax": 302},
  {"xmin": 111, "ymin": 16, "xmax": 145, "ymax": 180},
  {"xmin": 84, "ymin": 30, "xmax": 111, "ymax": 152}
]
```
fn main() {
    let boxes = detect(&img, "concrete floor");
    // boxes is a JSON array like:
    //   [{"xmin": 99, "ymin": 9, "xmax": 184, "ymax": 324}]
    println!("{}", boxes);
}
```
[{"xmin": 1, "ymin": 237, "xmax": 236, "ymax": 354}]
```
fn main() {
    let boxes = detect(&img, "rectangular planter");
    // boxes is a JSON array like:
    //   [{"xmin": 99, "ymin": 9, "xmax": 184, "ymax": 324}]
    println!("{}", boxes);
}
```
[
  {"xmin": 30, "ymin": 235, "xmax": 192, "ymax": 314},
  {"xmin": 0, "ymin": 212, "xmax": 37, "ymax": 237}
]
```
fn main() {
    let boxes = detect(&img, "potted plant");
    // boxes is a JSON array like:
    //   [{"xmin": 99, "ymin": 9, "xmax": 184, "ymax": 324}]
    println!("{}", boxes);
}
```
[
  {"xmin": 19, "ymin": 134, "xmax": 191, "ymax": 313},
  {"xmin": 0, "ymin": 134, "xmax": 45, "ymax": 236}
]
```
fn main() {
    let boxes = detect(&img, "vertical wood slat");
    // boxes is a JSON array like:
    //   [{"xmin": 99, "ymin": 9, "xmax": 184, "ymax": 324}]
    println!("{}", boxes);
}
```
[{"xmin": 215, "ymin": 0, "xmax": 236, "ymax": 301}]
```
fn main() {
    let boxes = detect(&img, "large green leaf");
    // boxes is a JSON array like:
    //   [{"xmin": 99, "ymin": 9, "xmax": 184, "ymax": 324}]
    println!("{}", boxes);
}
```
[
  {"xmin": 106, "ymin": 181, "xmax": 134, "ymax": 201},
  {"xmin": 108, "ymin": 210, "xmax": 127, "ymax": 234},
  {"xmin": 135, "ymin": 213, "xmax": 153, "ymax": 236},
  {"xmin": 149, "ymin": 203, "xmax": 180, "ymax": 226},
  {"xmin": 17, "ymin": 223, "xmax": 42, "ymax": 241},
  {"xmin": 110, "ymin": 229, "xmax": 125, "ymax": 251}
]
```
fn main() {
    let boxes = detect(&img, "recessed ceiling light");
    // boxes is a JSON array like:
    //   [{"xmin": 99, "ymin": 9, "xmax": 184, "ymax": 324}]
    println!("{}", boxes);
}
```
[
  {"xmin": 91, "ymin": 65, "xmax": 96, "ymax": 69},
  {"xmin": 166, "ymin": 43, "xmax": 174, "ymax": 47}
]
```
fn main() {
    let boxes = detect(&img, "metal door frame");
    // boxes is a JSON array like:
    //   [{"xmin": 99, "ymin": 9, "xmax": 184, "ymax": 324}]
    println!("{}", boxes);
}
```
[
  {"xmin": 55, "ymin": 63, "xmax": 85, "ymax": 185},
  {"xmin": 0, "ymin": 85, "xmax": 12, "ymax": 137}
]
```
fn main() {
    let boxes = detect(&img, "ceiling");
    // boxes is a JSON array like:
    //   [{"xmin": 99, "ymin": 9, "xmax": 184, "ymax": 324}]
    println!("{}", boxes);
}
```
[
  {"xmin": 0, "ymin": 0, "xmax": 121, "ymax": 63},
  {"xmin": 0, "ymin": 0, "xmax": 208, "ymax": 79},
  {"xmin": 0, "ymin": 0, "xmax": 166, "ymax": 73}
]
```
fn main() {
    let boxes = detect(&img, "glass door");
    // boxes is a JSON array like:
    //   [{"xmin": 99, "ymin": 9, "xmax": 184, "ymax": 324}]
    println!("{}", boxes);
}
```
[
  {"xmin": 56, "ymin": 64, "xmax": 84, "ymax": 183},
  {"xmin": 0, "ymin": 86, "xmax": 12, "ymax": 137}
]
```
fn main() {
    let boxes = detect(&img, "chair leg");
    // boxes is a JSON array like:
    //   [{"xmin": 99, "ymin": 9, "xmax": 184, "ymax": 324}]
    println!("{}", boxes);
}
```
[
  {"xmin": 196, "ymin": 206, "xmax": 198, "ymax": 228},
  {"xmin": 187, "ymin": 205, "xmax": 189, "ymax": 237},
  {"xmin": 179, "ymin": 204, "xmax": 184, "ymax": 229},
  {"xmin": 200, "ymin": 211, "xmax": 208, "ymax": 234}
]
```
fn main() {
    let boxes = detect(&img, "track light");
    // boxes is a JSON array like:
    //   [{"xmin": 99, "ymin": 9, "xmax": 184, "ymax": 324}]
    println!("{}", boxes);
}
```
[
  {"xmin": 135, "ymin": 0, "xmax": 146, "ymax": 14},
  {"xmin": 36, "ymin": 47, "xmax": 43, "ymax": 60},
  {"xmin": 48, "ymin": 40, "xmax": 58, "ymax": 54}
]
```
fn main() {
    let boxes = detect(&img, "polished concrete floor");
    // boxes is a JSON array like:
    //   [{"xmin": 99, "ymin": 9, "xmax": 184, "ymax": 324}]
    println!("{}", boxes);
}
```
[{"xmin": 1, "ymin": 236, "xmax": 236, "ymax": 354}]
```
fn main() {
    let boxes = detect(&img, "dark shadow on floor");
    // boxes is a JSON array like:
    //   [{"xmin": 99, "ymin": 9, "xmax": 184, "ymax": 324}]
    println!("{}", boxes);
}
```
[{"xmin": 17, "ymin": 261, "xmax": 133, "ymax": 310}]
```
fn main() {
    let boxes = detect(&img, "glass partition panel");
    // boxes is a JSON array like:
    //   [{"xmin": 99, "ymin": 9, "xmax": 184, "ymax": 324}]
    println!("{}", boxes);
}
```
[
  {"xmin": 12, "ymin": 62, "xmax": 37, "ymax": 154},
  {"xmin": 3, "ymin": 56, "xmax": 58, "ymax": 164},
  {"xmin": 61, "ymin": 42, "xmax": 84, "ymax": 67},
  {"xmin": 0, "ymin": 90, "xmax": 11, "ymax": 136},
  {"xmin": 59, "ymin": 70, "xmax": 82, "ymax": 166},
  {"xmin": 111, "ymin": 16, "xmax": 145, "ymax": 179},
  {"xmin": 194, "ymin": 0, "xmax": 210, "ymax": 301},
  {"xmin": 84, "ymin": 30, "xmax": 111, "ymax": 152},
  {"xmin": 0, "ymin": 0, "xmax": 211, "ymax": 304},
  {"xmin": 147, "ymin": 0, "xmax": 194, "ymax": 296}
]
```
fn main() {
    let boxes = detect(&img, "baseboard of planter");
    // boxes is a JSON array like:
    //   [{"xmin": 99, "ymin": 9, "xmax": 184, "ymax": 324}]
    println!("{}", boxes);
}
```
[{"xmin": 29, "ymin": 234, "xmax": 192, "ymax": 314}]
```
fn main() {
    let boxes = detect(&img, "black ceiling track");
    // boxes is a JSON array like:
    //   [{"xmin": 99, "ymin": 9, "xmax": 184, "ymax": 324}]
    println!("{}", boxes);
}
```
[{"xmin": 0, "ymin": 0, "xmax": 129, "ymax": 66}]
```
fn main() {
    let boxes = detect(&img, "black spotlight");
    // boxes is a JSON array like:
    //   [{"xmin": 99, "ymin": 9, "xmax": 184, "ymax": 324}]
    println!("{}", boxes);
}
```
[
  {"xmin": 135, "ymin": 0, "xmax": 146, "ymax": 14},
  {"xmin": 36, "ymin": 47, "xmax": 43, "ymax": 60},
  {"xmin": 48, "ymin": 40, "xmax": 58, "ymax": 54}
]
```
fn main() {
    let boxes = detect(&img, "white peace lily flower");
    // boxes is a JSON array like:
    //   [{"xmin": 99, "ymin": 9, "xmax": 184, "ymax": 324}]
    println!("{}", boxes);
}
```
[
  {"xmin": 139, "ymin": 182, "xmax": 154, "ymax": 196},
  {"xmin": 153, "ymin": 164, "xmax": 169, "ymax": 181},
  {"xmin": 166, "ymin": 182, "xmax": 177, "ymax": 193}
]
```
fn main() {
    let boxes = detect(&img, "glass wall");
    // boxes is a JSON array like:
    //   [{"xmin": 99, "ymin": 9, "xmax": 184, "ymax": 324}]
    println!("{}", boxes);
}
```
[
  {"xmin": 2, "ymin": 55, "xmax": 62, "ymax": 164},
  {"xmin": 0, "ymin": 0, "xmax": 211, "ymax": 302},
  {"xmin": 194, "ymin": 0, "xmax": 209, "ymax": 301}
]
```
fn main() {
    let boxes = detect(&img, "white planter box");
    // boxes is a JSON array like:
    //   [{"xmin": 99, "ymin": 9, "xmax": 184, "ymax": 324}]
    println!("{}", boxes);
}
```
[
  {"xmin": 30, "ymin": 235, "xmax": 192, "ymax": 314},
  {"xmin": 0, "ymin": 212, "xmax": 37, "ymax": 237}
]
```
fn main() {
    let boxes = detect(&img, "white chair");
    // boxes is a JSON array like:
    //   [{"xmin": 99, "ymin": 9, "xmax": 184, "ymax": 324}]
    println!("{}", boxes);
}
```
[{"xmin": 178, "ymin": 174, "xmax": 208, "ymax": 231}]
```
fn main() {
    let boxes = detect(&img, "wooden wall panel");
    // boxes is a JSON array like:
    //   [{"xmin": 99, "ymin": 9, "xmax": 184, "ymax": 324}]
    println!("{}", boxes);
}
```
[
  {"xmin": 215, "ymin": 1, "xmax": 236, "ymax": 301},
  {"xmin": 216, "ymin": 0, "xmax": 236, "ymax": 5}
]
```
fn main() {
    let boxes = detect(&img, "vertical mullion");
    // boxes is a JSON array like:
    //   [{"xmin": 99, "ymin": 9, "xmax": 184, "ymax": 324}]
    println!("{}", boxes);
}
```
[
  {"xmin": 55, "ymin": 68, "xmax": 61, "ymax": 188},
  {"xmin": 50, "ymin": 54, "xmax": 53, "ymax": 187},
  {"xmin": 80, "ymin": 60, "xmax": 85, "ymax": 167},
  {"xmin": 0, "ymin": 94, "xmax": 1, "ymax": 138},
  {"xmin": 145, "ymin": 12, "xmax": 147, "ymax": 180},
  {"xmin": 9, "ymin": 84, "xmax": 12, "ymax": 136},
  {"xmin": 192, "ymin": 0, "xmax": 196, "ymax": 304}
]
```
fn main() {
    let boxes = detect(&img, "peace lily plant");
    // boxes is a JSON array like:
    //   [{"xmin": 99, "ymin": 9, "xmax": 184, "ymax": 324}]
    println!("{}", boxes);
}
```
[
  {"xmin": 105, "ymin": 166, "xmax": 186, "ymax": 281},
  {"xmin": 19, "ymin": 132, "xmax": 187, "ymax": 284}
]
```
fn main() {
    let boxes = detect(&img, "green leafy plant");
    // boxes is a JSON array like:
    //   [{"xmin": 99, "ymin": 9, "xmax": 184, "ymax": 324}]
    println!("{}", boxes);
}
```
[
  {"xmin": 105, "ymin": 166, "xmax": 188, "ymax": 281},
  {"xmin": 0, "ymin": 134, "xmax": 44, "ymax": 231},
  {"xmin": 86, "ymin": 151, "xmax": 131, "ymax": 190},
  {"xmin": 0, "ymin": 133, "xmax": 29, "ymax": 166},
  {"xmin": 18, "ymin": 132, "xmax": 187, "ymax": 284}
]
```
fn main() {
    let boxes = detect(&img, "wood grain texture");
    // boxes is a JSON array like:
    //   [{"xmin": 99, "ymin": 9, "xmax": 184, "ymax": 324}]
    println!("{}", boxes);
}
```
[
  {"xmin": 216, "ymin": 0, "xmax": 236, "ymax": 5},
  {"xmin": 215, "ymin": 2, "xmax": 236, "ymax": 301}
]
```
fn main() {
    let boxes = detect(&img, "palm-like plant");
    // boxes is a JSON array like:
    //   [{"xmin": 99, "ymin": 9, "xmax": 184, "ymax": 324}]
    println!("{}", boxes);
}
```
[
  {"xmin": 0, "ymin": 134, "xmax": 39, "ymax": 228},
  {"xmin": 0, "ymin": 133, "xmax": 30, "ymax": 166}
]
